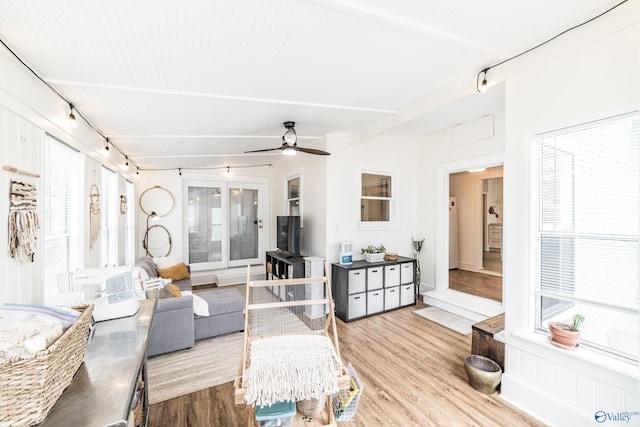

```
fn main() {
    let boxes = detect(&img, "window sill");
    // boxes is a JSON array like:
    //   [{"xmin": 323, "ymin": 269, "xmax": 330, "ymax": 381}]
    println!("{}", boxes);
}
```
[{"xmin": 508, "ymin": 330, "xmax": 639, "ymax": 383}]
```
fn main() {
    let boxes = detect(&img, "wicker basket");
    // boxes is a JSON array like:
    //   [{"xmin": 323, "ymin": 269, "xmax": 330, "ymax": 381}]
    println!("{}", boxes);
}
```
[
  {"xmin": 297, "ymin": 396, "xmax": 326, "ymax": 416},
  {"xmin": 0, "ymin": 304, "xmax": 94, "ymax": 427}
]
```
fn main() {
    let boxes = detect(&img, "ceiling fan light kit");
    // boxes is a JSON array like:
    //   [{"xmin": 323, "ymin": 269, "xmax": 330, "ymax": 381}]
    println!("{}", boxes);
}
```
[{"xmin": 244, "ymin": 121, "xmax": 331, "ymax": 156}]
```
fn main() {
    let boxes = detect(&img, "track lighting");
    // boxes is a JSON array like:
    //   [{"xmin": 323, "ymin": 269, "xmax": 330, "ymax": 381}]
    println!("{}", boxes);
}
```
[
  {"xmin": 477, "ymin": 69, "xmax": 488, "ymax": 93},
  {"xmin": 136, "ymin": 167, "xmax": 140, "ymax": 175},
  {"xmin": 103, "ymin": 139, "xmax": 110, "ymax": 156},
  {"xmin": 124, "ymin": 157, "xmax": 129, "ymax": 167},
  {"xmin": 226, "ymin": 166, "xmax": 231, "ymax": 176},
  {"xmin": 68, "ymin": 103, "xmax": 77, "ymax": 128},
  {"xmin": 178, "ymin": 168, "xmax": 182, "ymax": 176}
]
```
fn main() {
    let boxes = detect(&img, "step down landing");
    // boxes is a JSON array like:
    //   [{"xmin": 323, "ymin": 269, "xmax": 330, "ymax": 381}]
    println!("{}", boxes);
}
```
[{"xmin": 421, "ymin": 288, "xmax": 503, "ymax": 322}]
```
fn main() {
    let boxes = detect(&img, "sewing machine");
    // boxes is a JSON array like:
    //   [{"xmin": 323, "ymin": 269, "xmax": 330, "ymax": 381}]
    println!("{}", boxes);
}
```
[{"xmin": 56, "ymin": 267, "xmax": 140, "ymax": 322}]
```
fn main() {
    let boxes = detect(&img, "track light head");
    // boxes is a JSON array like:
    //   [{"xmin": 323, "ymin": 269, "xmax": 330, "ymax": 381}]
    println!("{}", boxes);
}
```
[
  {"xmin": 68, "ymin": 103, "xmax": 77, "ymax": 128},
  {"xmin": 479, "ymin": 78, "xmax": 488, "ymax": 93}
]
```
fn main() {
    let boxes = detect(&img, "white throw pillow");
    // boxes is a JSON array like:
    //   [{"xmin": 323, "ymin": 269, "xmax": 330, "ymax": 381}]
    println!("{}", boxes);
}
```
[
  {"xmin": 182, "ymin": 291, "xmax": 209, "ymax": 317},
  {"xmin": 153, "ymin": 255, "xmax": 181, "ymax": 269}
]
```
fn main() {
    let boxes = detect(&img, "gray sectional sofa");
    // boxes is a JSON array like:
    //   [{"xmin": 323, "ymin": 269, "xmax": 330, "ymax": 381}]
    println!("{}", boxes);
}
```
[{"xmin": 135, "ymin": 256, "xmax": 245, "ymax": 357}]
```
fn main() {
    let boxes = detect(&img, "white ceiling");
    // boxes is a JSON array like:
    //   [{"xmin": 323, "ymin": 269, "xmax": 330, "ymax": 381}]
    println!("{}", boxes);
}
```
[{"xmin": 0, "ymin": 0, "xmax": 623, "ymax": 171}]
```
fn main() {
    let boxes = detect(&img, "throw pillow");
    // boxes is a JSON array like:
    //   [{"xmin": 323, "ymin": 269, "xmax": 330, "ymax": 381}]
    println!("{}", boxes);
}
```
[
  {"xmin": 157, "ymin": 262, "xmax": 190, "ymax": 282},
  {"xmin": 158, "ymin": 283, "xmax": 182, "ymax": 299},
  {"xmin": 182, "ymin": 291, "xmax": 209, "ymax": 317}
]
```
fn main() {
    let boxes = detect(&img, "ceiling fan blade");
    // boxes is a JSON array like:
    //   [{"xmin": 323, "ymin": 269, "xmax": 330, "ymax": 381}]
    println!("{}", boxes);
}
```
[
  {"xmin": 243, "ymin": 147, "xmax": 282, "ymax": 153},
  {"xmin": 296, "ymin": 147, "xmax": 331, "ymax": 156}
]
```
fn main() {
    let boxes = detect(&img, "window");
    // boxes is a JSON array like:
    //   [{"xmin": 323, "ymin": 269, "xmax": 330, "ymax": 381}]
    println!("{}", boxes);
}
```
[
  {"xmin": 124, "ymin": 180, "xmax": 135, "ymax": 265},
  {"xmin": 535, "ymin": 112, "xmax": 639, "ymax": 360},
  {"xmin": 101, "ymin": 167, "xmax": 118, "ymax": 266},
  {"xmin": 286, "ymin": 174, "xmax": 301, "ymax": 216},
  {"xmin": 43, "ymin": 135, "xmax": 81, "ymax": 295},
  {"xmin": 359, "ymin": 170, "xmax": 395, "ymax": 226},
  {"xmin": 187, "ymin": 184, "xmax": 223, "ymax": 265}
]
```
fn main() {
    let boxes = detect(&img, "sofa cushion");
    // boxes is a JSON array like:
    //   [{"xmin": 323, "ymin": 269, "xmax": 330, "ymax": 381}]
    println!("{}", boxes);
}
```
[
  {"xmin": 136, "ymin": 256, "xmax": 158, "ymax": 278},
  {"xmin": 157, "ymin": 262, "xmax": 190, "ymax": 282},
  {"xmin": 196, "ymin": 288, "xmax": 245, "ymax": 317}
]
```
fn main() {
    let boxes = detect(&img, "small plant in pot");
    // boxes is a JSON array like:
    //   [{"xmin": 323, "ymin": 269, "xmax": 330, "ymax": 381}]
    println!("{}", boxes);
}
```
[
  {"xmin": 548, "ymin": 314, "xmax": 585, "ymax": 349},
  {"xmin": 361, "ymin": 244, "xmax": 386, "ymax": 263}
]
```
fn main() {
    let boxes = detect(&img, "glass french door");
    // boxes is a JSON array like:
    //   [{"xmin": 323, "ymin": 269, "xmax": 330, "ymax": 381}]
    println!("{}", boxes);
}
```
[
  {"xmin": 228, "ymin": 184, "xmax": 262, "ymax": 267},
  {"xmin": 185, "ymin": 181, "xmax": 263, "ymax": 270}
]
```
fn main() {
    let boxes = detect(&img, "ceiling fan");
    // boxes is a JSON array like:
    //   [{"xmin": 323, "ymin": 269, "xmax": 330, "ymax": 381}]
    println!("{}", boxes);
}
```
[{"xmin": 244, "ymin": 121, "xmax": 331, "ymax": 156}]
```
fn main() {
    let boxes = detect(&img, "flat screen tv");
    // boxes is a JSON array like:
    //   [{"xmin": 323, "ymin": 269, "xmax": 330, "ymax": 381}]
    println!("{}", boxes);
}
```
[{"xmin": 276, "ymin": 215, "xmax": 300, "ymax": 255}]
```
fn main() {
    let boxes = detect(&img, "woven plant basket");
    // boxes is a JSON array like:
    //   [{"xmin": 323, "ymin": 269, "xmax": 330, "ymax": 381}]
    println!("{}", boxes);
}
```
[
  {"xmin": 297, "ymin": 396, "xmax": 326, "ymax": 417},
  {"xmin": 0, "ymin": 304, "xmax": 94, "ymax": 427}
]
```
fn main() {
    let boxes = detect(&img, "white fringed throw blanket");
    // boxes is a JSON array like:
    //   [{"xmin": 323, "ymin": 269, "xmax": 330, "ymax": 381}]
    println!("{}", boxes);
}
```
[
  {"xmin": 243, "ymin": 335, "xmax": 341, "ymax": 407},
  {"xmin": 8, "ymin": 180, "xmax": 39, "ymax": 263}
]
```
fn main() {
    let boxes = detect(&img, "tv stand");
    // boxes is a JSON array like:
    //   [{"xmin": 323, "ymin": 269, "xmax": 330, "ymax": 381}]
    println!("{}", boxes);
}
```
[{"xmin": 266, "ymin": 250, "xmax": 305, "ymax": 279}]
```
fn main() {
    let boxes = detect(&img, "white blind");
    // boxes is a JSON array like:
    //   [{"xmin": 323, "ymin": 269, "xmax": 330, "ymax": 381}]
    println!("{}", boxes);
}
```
[
  {"xmin": 43, "ymin": 136, "xmax": 80, "ymax": 294},
  {"xmin": 536, "ymin": 112, "xmax": 639, "ymax": 358}
]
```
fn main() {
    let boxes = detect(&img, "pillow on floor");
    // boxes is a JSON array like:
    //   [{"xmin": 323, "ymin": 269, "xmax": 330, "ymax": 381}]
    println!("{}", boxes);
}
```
[{"xmin": 157, "ymin": 262, "xmax": 190, "ymax": 282}]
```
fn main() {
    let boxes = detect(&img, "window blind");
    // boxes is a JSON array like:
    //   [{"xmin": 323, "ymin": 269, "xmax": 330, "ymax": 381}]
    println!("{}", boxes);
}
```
[
  {"xmin": 536, "ymin": 112, "xmax": 639, "ymax": 359},
  {"xmin": 44, "ymin": 136, "xmax": 80, "ymax": 294}
]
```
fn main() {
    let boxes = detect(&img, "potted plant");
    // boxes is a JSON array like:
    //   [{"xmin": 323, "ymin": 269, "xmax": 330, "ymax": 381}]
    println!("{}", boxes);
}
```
[
  {"xmin": 361, "ymin": 244, "xmax": 386, "ymax": 263},
  {"xmin": 548, "ymin": 314, "xmax": 585, "ymax": 349}
]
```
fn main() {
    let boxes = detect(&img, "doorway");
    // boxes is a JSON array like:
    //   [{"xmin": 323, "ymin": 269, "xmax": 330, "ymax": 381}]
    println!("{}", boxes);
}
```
[
  {"xmin": 448, "ymin": 167, "xmax": 503, "ymax": 302},
  {"xmin": 433, "ymin": 153, "xmax": 504, "ymax": 307},
  {"xmin": 184, "ymin": 179, "xmax": 265, "ymax": 271}
]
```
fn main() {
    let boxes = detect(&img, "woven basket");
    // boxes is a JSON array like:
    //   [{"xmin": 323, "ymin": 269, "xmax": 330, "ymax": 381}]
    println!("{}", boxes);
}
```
[
  {"xmin": 0, "ymin": 304, "xmax": 94, "ymax": 427},
  {"xmin": 297, "ymin": 396, "xmax": 326, "ymax": 416}
]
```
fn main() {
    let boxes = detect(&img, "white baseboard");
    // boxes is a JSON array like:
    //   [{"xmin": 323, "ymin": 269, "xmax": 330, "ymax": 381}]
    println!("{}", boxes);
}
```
[{"xmin": 501, "ymin": 374, "xmax": 590, "ymax": 427}]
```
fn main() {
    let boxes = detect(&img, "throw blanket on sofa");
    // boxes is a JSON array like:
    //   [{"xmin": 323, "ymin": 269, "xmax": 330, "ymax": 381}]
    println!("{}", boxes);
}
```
[{"xmin": 243, "ymin": 334, "xmax": 341, "ymax": 407}]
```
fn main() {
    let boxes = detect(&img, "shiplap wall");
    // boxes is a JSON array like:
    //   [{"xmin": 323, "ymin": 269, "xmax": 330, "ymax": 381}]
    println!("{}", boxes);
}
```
[
  {"xmin": 502, "ymin": 18, "xmax": 640, "ymax": 426},
  {"xmin": 0, "ymin": 107, "xmax": 45, "ymax": 304}
]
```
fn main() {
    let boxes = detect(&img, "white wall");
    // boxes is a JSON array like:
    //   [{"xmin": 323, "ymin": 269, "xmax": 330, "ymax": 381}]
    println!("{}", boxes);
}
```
[
  {"xmin": 270, "ymin": 137, "xmax": 329, "ymax": 260},
  {"xmin": 325, "ymin": 134, "xmax": 418, "ymax": 265},
  {"xmin": 416, "ymin": 83, "xmax": 506, "ymax": 287},
  {"xmin": 501, "ymin": 20, "xmax": 640, "ymax": 427},
  {"xmin": 0, "ymin": 45, "xmax": 136, "ymax": 304}
]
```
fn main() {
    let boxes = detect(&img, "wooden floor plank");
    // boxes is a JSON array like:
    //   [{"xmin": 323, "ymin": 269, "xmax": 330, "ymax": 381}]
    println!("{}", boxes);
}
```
[{"xmin": 148, "ymin": 300, "xmax": 546, "ymax": 427}]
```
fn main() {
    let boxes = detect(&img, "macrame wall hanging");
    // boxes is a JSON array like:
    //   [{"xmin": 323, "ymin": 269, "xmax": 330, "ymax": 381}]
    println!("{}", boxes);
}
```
[
  {"xmin": 8, "ymin": 178, "xmax": 40, "ymax": 263},
  {"xmin": 89, "ymin": 183, "xmax": 101, "ymax": 248}
]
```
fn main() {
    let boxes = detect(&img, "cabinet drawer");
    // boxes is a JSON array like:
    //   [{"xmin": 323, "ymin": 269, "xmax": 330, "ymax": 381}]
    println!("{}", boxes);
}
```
[
  {"xmin": 367, "ymin": 267, "xmax": 383, "ymax": 290},
  {"xmin": 384, "ymin": 265, "xmax": 400, "ymax": 287},
  {"xmin": 384, "ymin": 286, "xmax": 400, "ymax": 310},
  {"xmin": 400, "ymin": 284, "xmax": 415, "ymax": 306},
  {"xmin": 348, "ymin": 269, "xmax": 366, "ymax": 294},
  {"xmin": 367, "ymin": 289, "xmax": 384, "ymax": 314},
  {"xmin": 348, "ymin": 293, "xmax": 367, "ymax": 320},
  {"xmin": 400, "ymin": 262, "xmax": 414, "ymax": 284}
]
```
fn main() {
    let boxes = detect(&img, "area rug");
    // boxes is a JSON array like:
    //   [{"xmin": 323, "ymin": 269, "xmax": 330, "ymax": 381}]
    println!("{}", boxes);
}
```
[
  {"xmin": 412, "ymin": 307, "xmax": 476, "ymax": 336},
  {"xmin": 147, "ymin": 332, "xmax": 243, "ymax": 404}
]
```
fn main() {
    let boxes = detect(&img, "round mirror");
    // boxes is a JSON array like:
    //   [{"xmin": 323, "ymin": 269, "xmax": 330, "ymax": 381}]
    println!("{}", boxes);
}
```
[
  {"xmin": 139, "ymin": 186, "xmax": 175, "ymax": 217},
  {"xmin": 143, "ymin": 224, "xmax": 172, "ymax": 257}
]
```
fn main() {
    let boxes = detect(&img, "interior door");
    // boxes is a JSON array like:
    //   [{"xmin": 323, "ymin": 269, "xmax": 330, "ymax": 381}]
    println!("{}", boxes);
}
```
[{"xmin": 227, "ymin": 183, "xmax": 263, "ymax": 267}]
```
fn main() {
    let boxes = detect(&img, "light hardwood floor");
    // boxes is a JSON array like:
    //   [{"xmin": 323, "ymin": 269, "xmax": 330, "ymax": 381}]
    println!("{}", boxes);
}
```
[
  {"xmin": 148, "ymin": 298, "xmax": 545, "ymax": 427},
  {"xmin": 448, "ymin": 269, "xmax": 503, "ymax": 302}
]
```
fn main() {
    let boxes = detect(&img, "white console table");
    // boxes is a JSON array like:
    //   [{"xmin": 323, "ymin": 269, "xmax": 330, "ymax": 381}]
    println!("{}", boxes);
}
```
[{"xmin": 37, "ymin": 299, "xmax": 156, "ymax": 427}]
